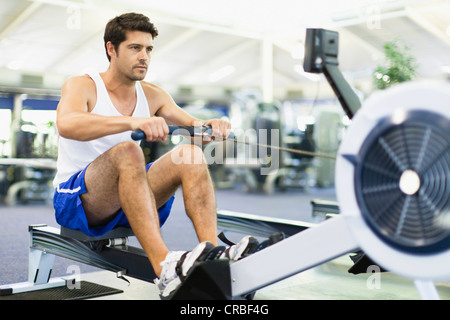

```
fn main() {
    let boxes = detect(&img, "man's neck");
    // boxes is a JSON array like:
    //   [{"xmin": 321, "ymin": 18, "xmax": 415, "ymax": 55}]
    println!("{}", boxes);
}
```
[{"xmin": 101, "ymin": 67, "xmax": 136, "ymax": 99}]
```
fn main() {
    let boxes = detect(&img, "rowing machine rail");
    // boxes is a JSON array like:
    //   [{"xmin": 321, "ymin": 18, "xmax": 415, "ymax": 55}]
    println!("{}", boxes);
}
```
[{"xmin": 0, "ymin": 224, "xmax": 154, "ymax": 296}]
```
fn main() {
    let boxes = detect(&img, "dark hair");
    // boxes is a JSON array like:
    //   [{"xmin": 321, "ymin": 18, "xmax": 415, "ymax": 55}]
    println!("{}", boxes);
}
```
[{"xmin": 103, "ymin": 12, "xmax": 159, "ymax": 62}]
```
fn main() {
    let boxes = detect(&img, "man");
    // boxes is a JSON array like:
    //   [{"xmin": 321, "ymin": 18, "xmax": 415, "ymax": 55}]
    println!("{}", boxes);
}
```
[{"xmin": 53, "ymin": 12, "xmax": 257, "ymax": 298}]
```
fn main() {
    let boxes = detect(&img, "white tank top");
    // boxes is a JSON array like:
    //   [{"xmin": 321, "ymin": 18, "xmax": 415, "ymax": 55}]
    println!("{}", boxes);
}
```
[{"xmin": 53, "ymin": 72, "xmax": 150, "ymax": 188}]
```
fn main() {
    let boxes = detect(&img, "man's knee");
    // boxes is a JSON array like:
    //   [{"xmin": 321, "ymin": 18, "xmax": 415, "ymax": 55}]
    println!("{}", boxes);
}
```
[
  {"xmin": 170, "ymin": 144, "xmax": 207, "ymax": 167},
  {"xmin": 112, "ymin": 141, "xmax": 146, "ymax": 168}
]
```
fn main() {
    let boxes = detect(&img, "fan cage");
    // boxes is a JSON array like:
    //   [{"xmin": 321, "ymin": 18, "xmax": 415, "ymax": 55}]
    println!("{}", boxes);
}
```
[{"xmin": 354, "ymin": 110, "xmax": 449, "ymax": 254}]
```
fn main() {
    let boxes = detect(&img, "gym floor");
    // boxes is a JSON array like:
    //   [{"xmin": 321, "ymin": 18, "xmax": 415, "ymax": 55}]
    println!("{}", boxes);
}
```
[{"xmin": 1, "ymin": 186, "xmax": 449, "ymax": 300}]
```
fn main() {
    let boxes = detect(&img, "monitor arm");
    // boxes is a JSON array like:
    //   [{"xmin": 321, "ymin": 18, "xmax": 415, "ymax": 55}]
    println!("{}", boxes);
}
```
[{"xmin": 303, "ymin": 28, "xmax": 361, "ymax": 119}]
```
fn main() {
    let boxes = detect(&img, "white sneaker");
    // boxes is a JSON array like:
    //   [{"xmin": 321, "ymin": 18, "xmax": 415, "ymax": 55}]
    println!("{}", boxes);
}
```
[
  {"xmin": 220, "ymin": 236, "xmax": 259, "ymax": 261},
  {"xmin": 155, "ymin": 241, "xmax": 215, "ymax": 298}
]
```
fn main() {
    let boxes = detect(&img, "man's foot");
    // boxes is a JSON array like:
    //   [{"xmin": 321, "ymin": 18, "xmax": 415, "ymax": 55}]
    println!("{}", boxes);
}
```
[
  {"xmin": 155, "ymin": 241, "xmax": 215, "ymax": 298},
  {"xmin": 220, "ymin": 236, "xmax": 259, "ymax": 261}
]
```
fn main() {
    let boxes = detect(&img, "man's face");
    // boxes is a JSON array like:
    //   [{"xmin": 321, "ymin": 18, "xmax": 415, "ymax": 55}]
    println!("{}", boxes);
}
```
[{"xmin": 111, "ymin": 30, "xmax": 153, "ymax": 81}]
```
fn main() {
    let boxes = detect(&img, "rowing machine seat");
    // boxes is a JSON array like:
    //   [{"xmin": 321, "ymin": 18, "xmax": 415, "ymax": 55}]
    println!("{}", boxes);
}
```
[{"xmin": 60, "ymin": 226, "xmax": 135, "ymax": 242}]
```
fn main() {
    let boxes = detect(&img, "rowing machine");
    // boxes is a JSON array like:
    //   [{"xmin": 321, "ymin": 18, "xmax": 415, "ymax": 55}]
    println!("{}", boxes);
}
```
[{"xmin": 162, "ymin": 28, "xmax": 450, "ymax": 300}]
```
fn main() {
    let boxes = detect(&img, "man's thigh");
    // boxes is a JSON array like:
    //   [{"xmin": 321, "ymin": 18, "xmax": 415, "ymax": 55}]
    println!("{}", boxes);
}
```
[
  {"xmin": 81, "ymin": 143, "xmax": 178, "ymax": 225},
  {"xmin": 80, "ymin": 147, "xmax": 125, "ymax": 225},
  {"xmin": 80, "ymin": 141, "xmax": 189, "ymax": 225}
]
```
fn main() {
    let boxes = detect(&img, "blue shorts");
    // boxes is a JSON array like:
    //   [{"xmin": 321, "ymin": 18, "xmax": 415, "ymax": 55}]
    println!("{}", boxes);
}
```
[{"xmin": 53, "ymin": 162, "xmax": 175, "ymax": 237}]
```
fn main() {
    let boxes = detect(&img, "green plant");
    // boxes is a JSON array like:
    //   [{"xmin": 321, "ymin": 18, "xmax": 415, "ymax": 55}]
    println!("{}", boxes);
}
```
[{"xmin": 373, "ymin": 39, "xmax": 418, "ymax": 90}]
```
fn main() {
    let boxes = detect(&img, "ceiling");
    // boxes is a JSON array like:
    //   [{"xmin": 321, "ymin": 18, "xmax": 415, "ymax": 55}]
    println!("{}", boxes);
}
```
[{"xmin": 1, "ymin": 0, "xmax": 450, "ymax": 101}]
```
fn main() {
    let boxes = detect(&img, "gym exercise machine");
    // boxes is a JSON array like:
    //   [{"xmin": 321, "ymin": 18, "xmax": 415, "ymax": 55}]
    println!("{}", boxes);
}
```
[
  {"xmin": 166, "ymin": 28, "xmax": 450, "ymax": 299},
  {"xmin": 1, "ymin": 28, "xmax": 448, "ymax": 300}
]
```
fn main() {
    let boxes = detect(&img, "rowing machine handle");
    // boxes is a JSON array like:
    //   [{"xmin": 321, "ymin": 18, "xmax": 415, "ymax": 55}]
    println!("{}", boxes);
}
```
[{"xmin": 131, "ymin": 125, "xmax": 213, "ymax": 140}]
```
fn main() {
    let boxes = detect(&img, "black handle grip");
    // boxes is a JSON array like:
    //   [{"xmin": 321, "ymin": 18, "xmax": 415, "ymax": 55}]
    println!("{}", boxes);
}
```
[
  {"xmin": 131, "ymin": 125, "xmax": 214, "ymax": 141},
  {"xmin": 131, "ymin": 130, "xmax": 146, "ymax": 140},
  {"xmin": 131, "ymin": 125, "xmax": 235, "ymax": 141}
]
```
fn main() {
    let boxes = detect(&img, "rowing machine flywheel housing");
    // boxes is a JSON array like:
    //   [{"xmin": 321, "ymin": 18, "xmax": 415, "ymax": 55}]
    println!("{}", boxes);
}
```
[{"xmin": 335, "ymin": 81, "xmax": 450, "ymax": 281}]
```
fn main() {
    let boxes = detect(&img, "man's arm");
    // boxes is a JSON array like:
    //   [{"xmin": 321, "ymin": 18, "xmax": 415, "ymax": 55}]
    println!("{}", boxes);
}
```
[{"xmin": 57, "ymin": 76, "xmax": 169, "ymax": 142}]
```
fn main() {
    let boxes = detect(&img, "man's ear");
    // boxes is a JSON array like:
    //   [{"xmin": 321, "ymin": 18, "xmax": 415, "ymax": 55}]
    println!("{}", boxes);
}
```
[{"xmin": 106, "ymin": 41, "xmax": 116, "ymax": 59}]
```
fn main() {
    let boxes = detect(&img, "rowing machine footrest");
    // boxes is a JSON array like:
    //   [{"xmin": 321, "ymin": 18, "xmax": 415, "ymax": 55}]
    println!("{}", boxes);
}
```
[
  {"xmin": 348, "ymin": 251, "xmax": 386, "ymax": 274},
  {"xmin": 168, "ymin": 259, "xmax": 234, "ymax": 300}
]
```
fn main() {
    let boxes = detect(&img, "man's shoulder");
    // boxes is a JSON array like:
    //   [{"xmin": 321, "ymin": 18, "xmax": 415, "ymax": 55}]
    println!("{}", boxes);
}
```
[
  {"xmin": 140, "ymin": 81, "xmax": 164, "ymax": 94},
  {"xmin": 139, "ymin": 81, "xmax": 173, "ymax": 103},
  {"xmin": 60, "ymin": 75, "xmax": 96, "ymax": 105},
  {"xmin": 63, "ymin": 74, "xmax": 95, "ymax": 90}
]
